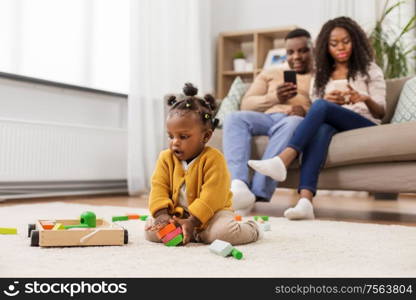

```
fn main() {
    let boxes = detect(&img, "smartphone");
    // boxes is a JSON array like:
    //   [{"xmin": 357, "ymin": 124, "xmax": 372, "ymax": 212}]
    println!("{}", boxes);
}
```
[{"xmin": 284, "ymin": 70, "xmax": 297, "ymax": 85}]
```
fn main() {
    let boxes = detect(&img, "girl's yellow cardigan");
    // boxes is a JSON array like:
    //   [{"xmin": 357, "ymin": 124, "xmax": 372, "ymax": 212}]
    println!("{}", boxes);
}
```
[{"xmin": 149, "ymin": 146, "xmax": 233, "ymax": 227}]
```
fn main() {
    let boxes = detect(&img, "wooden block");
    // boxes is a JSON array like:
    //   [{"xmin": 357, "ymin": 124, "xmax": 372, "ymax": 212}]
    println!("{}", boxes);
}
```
[
  {"xmin": 209, "ymin": 239, "xmax": 233, "ymax": 257},
  {"xmin": 127, "ymin": 214, "xmax": 140, "ymax": 220},
  {"xmin": 234, "ymin": 215, "xmax": 242, "ymax": 221},
  {"xmin": 161, "ymin": 226, "xmax": 182, "ymax": 243},
  {"xmin": 52, "ymin": 223, "xmax": 65, "ymax": 230},
  {"xmin": 165, "ymin": 234, "xmax": 182, "ymax": 246},
  {"xmin": 156, "ymin": 223, "xmax": 176, "ymax": 239},
  {"xmin": 0, "ymin": 227, "xmax": 17, "ymax": 234}
]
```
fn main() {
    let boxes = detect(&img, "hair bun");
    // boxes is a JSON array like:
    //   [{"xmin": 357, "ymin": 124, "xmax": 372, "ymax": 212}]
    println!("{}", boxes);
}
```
[
  {"xmin": 183, "ymin": 83, "xmax": 198, "ymax": 97},
  {"xmin": 165, "ymin": 94, "xmax": 177, "ymax": 106}
]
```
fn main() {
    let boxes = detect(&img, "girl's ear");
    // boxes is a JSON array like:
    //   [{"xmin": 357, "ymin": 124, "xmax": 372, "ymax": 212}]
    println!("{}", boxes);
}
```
[{"xmin": 203, "ymin": 128, "xmax": 213, "ymax": 144}]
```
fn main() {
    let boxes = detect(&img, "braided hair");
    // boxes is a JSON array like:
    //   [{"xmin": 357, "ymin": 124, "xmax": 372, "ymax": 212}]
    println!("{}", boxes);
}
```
[
  {"xmin": 314, "ymin": 16, "xmax": 374, "ymax": 98},
  {"xmin": 165, "ymin": 83, "xmax": 219, "ymax": 130}
]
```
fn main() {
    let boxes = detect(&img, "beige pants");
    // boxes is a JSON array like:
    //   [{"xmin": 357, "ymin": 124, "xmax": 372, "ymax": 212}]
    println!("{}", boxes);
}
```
[{"xmin": 145, "ymin": 210, "xmax": 260, "ymax": 246}]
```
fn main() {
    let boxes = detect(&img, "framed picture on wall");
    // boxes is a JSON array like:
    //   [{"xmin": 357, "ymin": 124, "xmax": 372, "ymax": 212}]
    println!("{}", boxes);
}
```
[{"xmin": 263, "ymin": 48, "xmax": 287, "ymax": 70}]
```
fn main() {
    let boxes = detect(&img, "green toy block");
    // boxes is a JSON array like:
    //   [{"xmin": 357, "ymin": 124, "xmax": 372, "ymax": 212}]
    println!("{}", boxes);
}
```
[
  {"xmin": 0, "ymin": 227, "xmax": 17, "ymax": 235},
  {"xmin": 254, "ymin": 216, "xmax": 269, "ymax": 221},
  {"xmin": 165, "ymin": 233, "xmax": 183, "ymax": 247},
  {"xmin": 112, "ymin": 216, "xmax": 129, "ymax": 222},
  {"xmin": 64, "ymin": 211, "xmax": 97, "ymax": 229},
  {"xmin": 140, "ymin": 215, "xmax": 148, "ymax": 221}
]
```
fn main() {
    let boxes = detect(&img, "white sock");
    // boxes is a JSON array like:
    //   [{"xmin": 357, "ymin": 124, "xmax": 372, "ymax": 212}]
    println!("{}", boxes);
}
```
[
  {"xmin": 284, "ymin": 198, "xmax": 315, "ymax": 220},
  {"xmin": 248, "ymin": 156, "xmax": 287, "ymax": 182},
  {"xmin": 231, "ymin": 179, "xmax": 255, "ymax": 214}
]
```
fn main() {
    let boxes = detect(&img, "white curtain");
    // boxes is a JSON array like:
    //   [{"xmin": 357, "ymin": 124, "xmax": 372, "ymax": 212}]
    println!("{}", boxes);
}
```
[{"xmin": 128, "ymin": 0, "xmax": 212, "ymax": 195}]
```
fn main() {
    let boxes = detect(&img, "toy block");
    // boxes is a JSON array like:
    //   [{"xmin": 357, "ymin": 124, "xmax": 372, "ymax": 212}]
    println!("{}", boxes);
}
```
[
  {"xmin": 0, "ymin": 227, "xmax": 17, "ymax": 234},
  {"xmin": 41, "ymin": 221, "xmax": 55, "ymax": 230},
  {"xmin": 112, "ymin": 216, "xmax": 129, "ymax": 222},
  {"xmin": 52, "ymin": 223, "xmax": 65, "ymax": 230},
  {"xmin": 209, "ymin": 239, "xmax": 243, "ymax": 260},
  {"xmin": 127, "ymin": 214, "xmax": 140, "ymax": 220},
  {"xmin": 64, "ymin": 211, "xmax": 96, "ymax": 229},
  {"xmin": 161, "ymin": 226, "xmax": 182, "ymax": 243},
  {"xmin": 260, "ymin": 223, "xmax": 271, "ymax": 231},
  {"xmin": 234, "ymin": 215, "xmax": 242, "ymax": 221},
  {"xmin": 140, "ymin": 215, "xmax": 148, "ymax": 221},
  {"xmin": 165, "ymin": 234, "xmax": 183, "ymax": 247},
  {"xmin": 156, "ymin": 223, "xmax": 176, "ymax": 239},
  {"xmin": 254, "ymin": 216, "xmax": 269, "ymax": 222}
]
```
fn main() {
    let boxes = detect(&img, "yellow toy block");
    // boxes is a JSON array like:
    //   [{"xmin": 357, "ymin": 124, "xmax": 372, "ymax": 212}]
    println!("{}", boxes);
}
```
[
  {"xmin": 0, "ymin": 227, "xmax": 17, "ymax": 234},
  {"xmin": 52, "ymin": 223, "xmax": 65, "ymax": 230}
]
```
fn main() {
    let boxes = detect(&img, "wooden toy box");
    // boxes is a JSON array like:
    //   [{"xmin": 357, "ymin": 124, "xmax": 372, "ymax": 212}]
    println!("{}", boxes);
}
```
[{"xmin": 29, "ymin": 219, "xmax": 127, "ymax": 247}]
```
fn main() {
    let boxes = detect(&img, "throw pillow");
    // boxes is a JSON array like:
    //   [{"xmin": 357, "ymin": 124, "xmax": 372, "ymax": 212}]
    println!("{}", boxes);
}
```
[
  {"xmin": 215, "ymin": 76, "xmax": 249, "ymax": 128},
  {"xmin": 391, "ymin": 77, "xmax": 416, "ymax": 123}
]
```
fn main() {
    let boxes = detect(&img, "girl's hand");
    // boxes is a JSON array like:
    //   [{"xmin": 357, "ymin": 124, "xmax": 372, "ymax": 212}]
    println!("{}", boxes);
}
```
[
  {"xmin": 145, "ymin": 213, "xmax": 172, "ymax": 232},
  {"xmin": 324, "ymin": 90, "xmax": 346, "ymax": 105},
  {"xmin": 346, "ymin": 84, "xmax": 369, "ymax": 104},
  {"xmin": 172, "ymin": 215, "xmax": 201, "ymax": 245}
]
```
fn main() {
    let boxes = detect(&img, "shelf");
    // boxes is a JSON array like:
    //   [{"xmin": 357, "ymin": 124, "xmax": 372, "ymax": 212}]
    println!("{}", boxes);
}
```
[{"xmin": 216, "ymin": 25, "xmax": 297, "ymax": 99}]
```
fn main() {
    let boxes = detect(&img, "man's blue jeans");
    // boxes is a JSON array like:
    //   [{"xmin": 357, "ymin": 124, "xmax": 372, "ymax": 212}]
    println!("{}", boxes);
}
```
[
  {"xmin": 288, "ymin": 99, "xmax": 377, "ymax": 195},
  {"xmin": 223, "ymin": 111, "xmax": 303, "ymax": 199}
]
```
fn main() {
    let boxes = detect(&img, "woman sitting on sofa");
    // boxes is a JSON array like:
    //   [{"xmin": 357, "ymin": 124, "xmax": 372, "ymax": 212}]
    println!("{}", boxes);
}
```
[{"xmin": 248, "ymin": 16, "xmax": 386, "ymax": 220}]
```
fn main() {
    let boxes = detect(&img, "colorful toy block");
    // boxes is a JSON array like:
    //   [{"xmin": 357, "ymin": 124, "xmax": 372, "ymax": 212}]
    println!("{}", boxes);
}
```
[
  {"xmin": 0, "ymin": 227, "xmax": 17, "ymax": 235},
  {"xmin": 165, "ymin": 234, "xmax": 183, "ymax": 246},
  {"xmin": 112, "ymin": 216, "xmax": 129, "ymax": 222},
  {"xmin": 209, "ymin": 239, "xmax": 243, "ymax": 260},
  {"xmin": 52, "ymin": 223, "xmax": 65, "ymax": 230},
  {"xmin": 64, "ymin": 211, "xmax": 96, "ymax": 229},
  {"xmin": 234, "ymin": 215, "xmax": 242, "ymax": 221},
  {"xmin": 157, "ymin": 223, "xmax": 183, "ymax": 246},
  {"xmin": 161, "ymin": 226, "xmax": 182, "ymax": 243},
  {"xmin": 40, "ymin": 221, "xmax": 55, "ymax": 230},
  {"xmin": 254, "ymin": 216, "xmax": 269, "ymax": 221},
  {"xmin": 140, "ymin": 215, "xmax": 148, "ymax": 221},
  {"xmin": 126, "ymin": 214, "xmax": 140, "ymax": 220},
  {"xmin": 156, "ymin": 223, "xmax": 176, "ymax": 239}
]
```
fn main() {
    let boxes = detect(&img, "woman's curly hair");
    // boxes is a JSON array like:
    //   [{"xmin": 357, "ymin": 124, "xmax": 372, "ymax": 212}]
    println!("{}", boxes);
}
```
[
  {"xmin": 165, "ymin": 83, "xmax": 219, "ymax": 130},
  {"xmin": 314, "ymin": 16, "xmax": 374, "ymax": 97}
]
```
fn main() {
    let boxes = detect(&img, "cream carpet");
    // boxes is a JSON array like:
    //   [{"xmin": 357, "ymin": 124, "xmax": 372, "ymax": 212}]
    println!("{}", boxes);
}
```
[{"xmin": 1, "ymin": 202, "xmax": 415, "ymax": 277}]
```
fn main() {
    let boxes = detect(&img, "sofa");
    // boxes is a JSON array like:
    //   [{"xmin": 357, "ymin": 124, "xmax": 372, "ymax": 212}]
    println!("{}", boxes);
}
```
[{"xmin": 207, "ymin": 76, "xmax": 416, "ymax": 197}]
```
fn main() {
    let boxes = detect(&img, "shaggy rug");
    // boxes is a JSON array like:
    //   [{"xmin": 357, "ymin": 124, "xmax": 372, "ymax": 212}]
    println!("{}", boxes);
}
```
[{"xmin": 1, "ymin": 202, "xmax": 415, "ymax": 277}]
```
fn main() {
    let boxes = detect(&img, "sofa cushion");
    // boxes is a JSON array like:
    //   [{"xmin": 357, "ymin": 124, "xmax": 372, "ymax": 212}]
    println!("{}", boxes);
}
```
[
  {"xmin": 382, "ymin": 76, "xmax": 412, "ymax": 124},
  {"xmin": 325, "ymin": 122, "xmax": 416, "ymax": 168},
  {"xmin": 391, "ymin": 77, "xmax": 416, "ymax": 123},
  {"xmin": 215, "ymin": 76, "xmax": 249, "ymax": 128}
]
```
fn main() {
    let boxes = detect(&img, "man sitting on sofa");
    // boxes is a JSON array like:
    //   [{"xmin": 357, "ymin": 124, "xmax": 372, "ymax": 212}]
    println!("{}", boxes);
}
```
[{"xmin": 223, "ymin": 28, "xmax": 313, "ymax": 214}]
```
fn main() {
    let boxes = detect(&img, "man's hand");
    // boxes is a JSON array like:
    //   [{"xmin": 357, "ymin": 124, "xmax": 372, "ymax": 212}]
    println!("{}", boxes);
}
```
[
  {"xmin": 324, "ymin": 90, "xmax": 346, "ymax": 105},
  {"xmin": 277, "ymin": 82, "xmax": 297, "ymax": 103},
  {"xmin": 287, "ymin": 105, "xmax": 306, "ymax": 117},
  {"xmin": 172, "ymin": 215, "xmax": 201, "ymax": 245}
]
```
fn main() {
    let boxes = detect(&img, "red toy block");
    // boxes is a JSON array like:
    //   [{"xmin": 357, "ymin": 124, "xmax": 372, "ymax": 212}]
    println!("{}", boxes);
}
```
[
  {"xmin": 156, "ymin": 223, "xmax": 176, "ymax": 239},
  {"xmin": 41, "ymin": 221, "xmax": 55, "ymax": 230},
  {"xmin": 161, "ymin": 226, "xmax": 182, "ymax": 243}
]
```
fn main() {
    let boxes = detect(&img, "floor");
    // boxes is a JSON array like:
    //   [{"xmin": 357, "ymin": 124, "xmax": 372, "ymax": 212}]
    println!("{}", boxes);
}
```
[{"xmin": 2, "ymin": 189, "xmax": 416, "ymax": 227}]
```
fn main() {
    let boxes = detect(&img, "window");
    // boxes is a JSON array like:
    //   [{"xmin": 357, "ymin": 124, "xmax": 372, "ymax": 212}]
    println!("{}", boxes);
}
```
[{"xmin": 0, "ymin": 0, "xmax": 129, "ymax": 93}]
